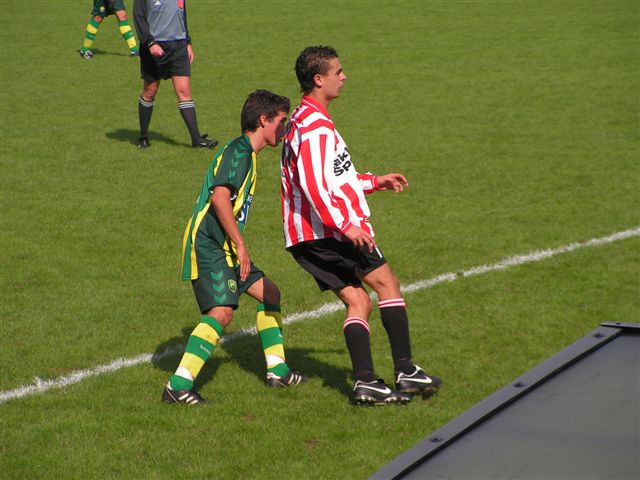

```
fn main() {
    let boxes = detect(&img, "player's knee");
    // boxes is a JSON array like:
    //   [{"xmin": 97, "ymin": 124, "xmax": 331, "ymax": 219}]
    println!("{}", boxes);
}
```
[
  {"xmin": 206, "ymin": 307, "xmax": 233, "ymax": 328},
  {"xmin": 263, "ymin": 282, "xmax": 281, "ymax": 306},
  {"xmin": 142, "ymin": 88, "xmax": 156, "ymax": 101},
  {"xmin": 350, "ymin": 289, "xmax": 373, "ymax": 316}
]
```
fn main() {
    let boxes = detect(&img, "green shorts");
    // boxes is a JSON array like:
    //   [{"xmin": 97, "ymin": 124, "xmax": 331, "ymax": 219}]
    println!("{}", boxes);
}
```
[
  {"xmin": 92, "ymin": 0, "xmax": 126, "ymax": 18},
  {"xmin": 191, "ymin": 256, "xmax": 265, "ymax": 314}
]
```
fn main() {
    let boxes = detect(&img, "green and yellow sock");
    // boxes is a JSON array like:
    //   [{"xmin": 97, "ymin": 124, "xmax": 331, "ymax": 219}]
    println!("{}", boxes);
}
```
[
  {"xmin": 257, "ymin": 304, "xmax": 290, "ymax": 377},
  {"xmin": 169, "ymin": 316, "xmax": 224, "ymax": 391},
  {"xmin": 81, "ymin": 17, "xmax": 101, "ymax": 51},
  {"xmin": 118, "ymin": 19, "xmax": 138, "ymax": 53}
]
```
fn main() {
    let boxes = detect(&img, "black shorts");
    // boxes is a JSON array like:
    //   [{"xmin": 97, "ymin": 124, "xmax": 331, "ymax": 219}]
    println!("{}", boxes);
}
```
[
  {"xmin": 140, "ymin": 40, "xmax": 191, "ymax": 81},
  {"xmin": 288, "ymin": 238, "xmax": 386, "ymax": 291}
]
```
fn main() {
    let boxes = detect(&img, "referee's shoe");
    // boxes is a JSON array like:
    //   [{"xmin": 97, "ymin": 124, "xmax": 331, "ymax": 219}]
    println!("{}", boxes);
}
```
[
  {"xmin": 192, "ymin": 134, "xmax": 218, "ymax": 149},
  {"xmin": 353, "ymin": 379, "xmax": 412, "ymax": 406},
  {"xmin": 395, "ymin": 365, "xmax": 441, "ymax": 397}
]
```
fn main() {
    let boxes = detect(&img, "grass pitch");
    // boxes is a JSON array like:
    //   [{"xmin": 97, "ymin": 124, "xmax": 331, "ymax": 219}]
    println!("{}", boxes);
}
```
[{"xmin": 1, "ymin": 1, "xmax": 638, "ymax": 479}]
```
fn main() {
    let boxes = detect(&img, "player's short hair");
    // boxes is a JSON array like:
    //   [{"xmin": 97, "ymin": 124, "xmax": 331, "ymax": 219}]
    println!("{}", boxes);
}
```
[
  {"xmin": 241, "ymin": 90, "xmax": 290, "ymax": 133},
  {"xmin": 295, "ymin": 45, "xmax": 339, "ymax": 94}
]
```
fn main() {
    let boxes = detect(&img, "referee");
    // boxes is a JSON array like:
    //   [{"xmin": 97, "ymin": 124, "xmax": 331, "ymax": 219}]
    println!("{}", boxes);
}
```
[{"xmin": 133, "ymin": 0, "xmax": 217, "ymax": 149}]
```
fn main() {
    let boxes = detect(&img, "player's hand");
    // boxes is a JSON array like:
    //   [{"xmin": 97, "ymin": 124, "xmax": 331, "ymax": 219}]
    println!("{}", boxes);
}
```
[
  {"xmin": 236, "ymin": 242, "xmax": 251, "ymax": 282},
  {"xmin": 187, "ymin": 44, "xmax": 194, "ymax": 64},
  {"xmin": 344, "ymin": 226, "xmax": 377, "ymax": 253},
  {"xmin": 150, "ymin": 44, "xmax": 164, "ymax": 57},
  {"xmin": 376, "ymin": 173, "xmax": 408, "ymax": 192}
]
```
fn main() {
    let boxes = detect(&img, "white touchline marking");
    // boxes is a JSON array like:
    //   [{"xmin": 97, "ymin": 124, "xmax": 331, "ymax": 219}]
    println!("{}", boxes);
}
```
[{"xmin": 1, "ymin": 226, "xmax": 638, "ymax": 404}]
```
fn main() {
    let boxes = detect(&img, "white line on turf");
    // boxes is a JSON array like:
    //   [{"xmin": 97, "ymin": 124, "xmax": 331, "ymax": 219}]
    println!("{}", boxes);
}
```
[{"xmin": 1, "ymin": 226, "xmax": 638, "ymax": 404}]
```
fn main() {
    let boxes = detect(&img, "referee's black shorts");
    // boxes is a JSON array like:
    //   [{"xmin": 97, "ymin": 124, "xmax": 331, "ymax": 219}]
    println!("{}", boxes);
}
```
[
  {"xmin": 288, "ymin": 238, "xmax": 386, "ymax": 291},
  {"xmin": 140, "ymin": 39, "xmax": 191, "ymax": 81}
]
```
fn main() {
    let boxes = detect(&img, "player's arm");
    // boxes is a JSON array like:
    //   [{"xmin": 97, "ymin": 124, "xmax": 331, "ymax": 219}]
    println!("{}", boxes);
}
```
[
  {"xmin": 184, "ymin": 0, "xmax": 191, "ymax": 44},
  {"xmin": 133, "ymin": 0, "xmax": 154, "ymax": 47},
  {"xmin": 374, "ymin": 173, "xmax": 408, "ymax": 192},
  {"xmin": 357, "ymin": 172, "xmax": 408, "ymax": 193},
  {"xmin": 210, "ymin": 185, "xmax": 250, "ymax": 282},
  {"xmin": 183, "ymin": 0, "xmax": 193, "ymax": 62}
]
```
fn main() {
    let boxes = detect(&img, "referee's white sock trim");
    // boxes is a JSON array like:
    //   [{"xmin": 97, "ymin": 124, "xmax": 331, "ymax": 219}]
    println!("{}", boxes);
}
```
[{"xmin": 139, "ymin": 96, "xmax": 154, "ymax": 108}]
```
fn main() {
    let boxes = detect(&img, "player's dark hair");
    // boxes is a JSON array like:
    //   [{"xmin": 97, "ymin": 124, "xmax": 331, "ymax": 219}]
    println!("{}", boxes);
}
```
[
  {"xmin": 295, "ymin": 45, "xmax": 339, "ymax": 94},
  {"xmin": 241, "ymin": 90, "xmax": 290, "ymax": 133}
]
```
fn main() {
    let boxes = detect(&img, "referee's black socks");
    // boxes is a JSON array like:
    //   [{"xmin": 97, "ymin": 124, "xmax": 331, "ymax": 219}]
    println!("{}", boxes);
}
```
[
  {"xmin": 178, "ymin": 100, "xmax": 202, "ymax": 143},
  {"xmin": 138, "ymin": 96, "xmax": 154, "ymax": 140}
]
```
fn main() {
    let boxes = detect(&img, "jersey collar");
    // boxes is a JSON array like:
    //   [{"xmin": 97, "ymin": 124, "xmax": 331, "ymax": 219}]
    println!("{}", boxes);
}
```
[{"xmin": 301, "ymin": 96, "xmax": 331, "ymax": 119}]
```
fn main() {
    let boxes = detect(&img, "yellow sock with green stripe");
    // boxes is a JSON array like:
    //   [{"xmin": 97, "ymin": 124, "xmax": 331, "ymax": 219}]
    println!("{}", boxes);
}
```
[
  {"xmin": 81, "ymin": 18, "xmax": 101, "ymax": 51},
  {"xmin": 257, "ymin": 304, "xmax": 290, "ymax": 377},
  {"xmin": 118, "ymin": 19, "xmax": 138, "ymax": 53},
  {"xmin": 169, "ymin": 316, "xmax": 224, "ymax": 391}
]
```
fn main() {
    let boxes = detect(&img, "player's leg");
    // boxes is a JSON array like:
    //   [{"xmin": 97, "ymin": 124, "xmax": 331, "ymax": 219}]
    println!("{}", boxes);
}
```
[
  {"xmin": 362, "ymin": 263, "xmax": 441, "ymax": 396},
  {"xmin": 164, "ymin": 307, "xmax": 230, "ymax": 405},
  {"xmin": 138, "ymin": 80, "xmax": 159, "ymax": 148},
  {"xmin": 113, "ymin": 8, "xmax": 138, "ymax": 55},
  {"xmin": 245, "ymin": 277, "xmax": 306, "ymax": 387},
  {"xmin": 336, "ymin": 285, "xmax": 412, "ymax": 405},
  {"xmin": 335, "ymin": 285, "xmax": 375, "ymax": 382},
  {"xmin": 171, "ymin": 75, "xmax": 217, "ymax": 149},
  {"xmin": 168, "ymin": 41, "xmax": 216, "ymax": 148},
  {"xmin": 361, "ymin": 263, "xmax": 412, "ymax": 371},
  {"xmin": 288, "ymin": 239, "xmax": 409, "ymax": 404},
  {"xmin": 163, "ymin": 260, "xmax": 239, "ymax": 405},
  {"xmin": 80, "ymin": 14, "xmax": 103, "ymax": 59}
]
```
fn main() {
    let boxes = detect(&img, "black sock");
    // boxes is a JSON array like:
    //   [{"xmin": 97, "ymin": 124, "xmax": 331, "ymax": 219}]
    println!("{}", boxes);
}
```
[
  {"xmin": 343, "ymin": 318, "xmax": 376, "ymax": 382},
  {"xmin": 138, "ymin": 96, "xmax": 154, "ymax": 139},
  {"xmin": 178, "ymin": 100, "xmax": 201, "ymax": 143},
  {"xmin": 379, "ymin": 301, "xmax": 413, "ymax": 374}
]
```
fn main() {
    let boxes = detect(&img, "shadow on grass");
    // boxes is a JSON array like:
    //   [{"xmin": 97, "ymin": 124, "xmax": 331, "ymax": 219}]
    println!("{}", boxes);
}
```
[
  {"xmin": 106, "ymin": 128, "xmax": 184, "ymax": 147},
  {"xmin": 151, "ymin": 325, "xmax": 353, "ymax": 399},
  {"xmin": 222, "ymin": 332, "xmax": 353, "ymax": 399},
  {"xmin": 80, "ymin": 48, "xmax": 131, "ymax": 57}
]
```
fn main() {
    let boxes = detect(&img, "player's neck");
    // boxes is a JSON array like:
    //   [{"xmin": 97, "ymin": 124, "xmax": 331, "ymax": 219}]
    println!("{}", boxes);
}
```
[
  {"xmin": 308, "ymin": 90, "xmax": 333, "ymax": 109},
  {"xmin": 245, "ymin": 131, "xmax": 265, "ymax": 154}
]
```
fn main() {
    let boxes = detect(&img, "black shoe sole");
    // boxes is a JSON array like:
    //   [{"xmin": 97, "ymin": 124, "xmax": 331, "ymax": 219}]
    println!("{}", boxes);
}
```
[{"xmin": 397, "ymin": 384, "xmax": 440, "ymax": 397}]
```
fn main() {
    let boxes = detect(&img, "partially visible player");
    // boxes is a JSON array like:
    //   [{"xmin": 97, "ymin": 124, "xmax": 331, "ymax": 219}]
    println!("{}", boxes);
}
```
[
  {"xmin": 280, "ymin": 46, "xmax": 441, "ymax": 405},
  {"xmin": 163, "ymin": 90, "xmax": 306, "ymax": 405},
  {"xmin": 80, "ymin": 0, "xmax": 139, "ymax": 59}
]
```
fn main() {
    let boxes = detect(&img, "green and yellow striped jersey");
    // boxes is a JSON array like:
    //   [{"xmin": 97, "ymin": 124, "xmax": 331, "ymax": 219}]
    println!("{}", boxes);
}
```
[{"xmin": 181, "ymin": 135, "xmax": 257, "ymax": 280}]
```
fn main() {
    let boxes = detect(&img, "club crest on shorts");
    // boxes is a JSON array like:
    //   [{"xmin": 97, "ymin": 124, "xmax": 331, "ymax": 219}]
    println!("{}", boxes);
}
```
[{"xmin": 227, "ymin": 279, "xmax": 238, "ymax": 293}]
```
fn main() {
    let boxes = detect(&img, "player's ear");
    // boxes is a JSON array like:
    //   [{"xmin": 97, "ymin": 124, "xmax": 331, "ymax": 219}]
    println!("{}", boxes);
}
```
[
  {"xmin": 313, "ymin": 73, "xmax": 324, "ymax": 89},
  {"xmin": 258, "ymin": 114, "xmax": 268, "ymax": 128}
]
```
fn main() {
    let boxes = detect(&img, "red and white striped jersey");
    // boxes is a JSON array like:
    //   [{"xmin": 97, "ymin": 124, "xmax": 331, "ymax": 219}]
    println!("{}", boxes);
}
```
[{"xmin": 280, "ymin": 96, "xmax": 379, "ymax": 248}]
